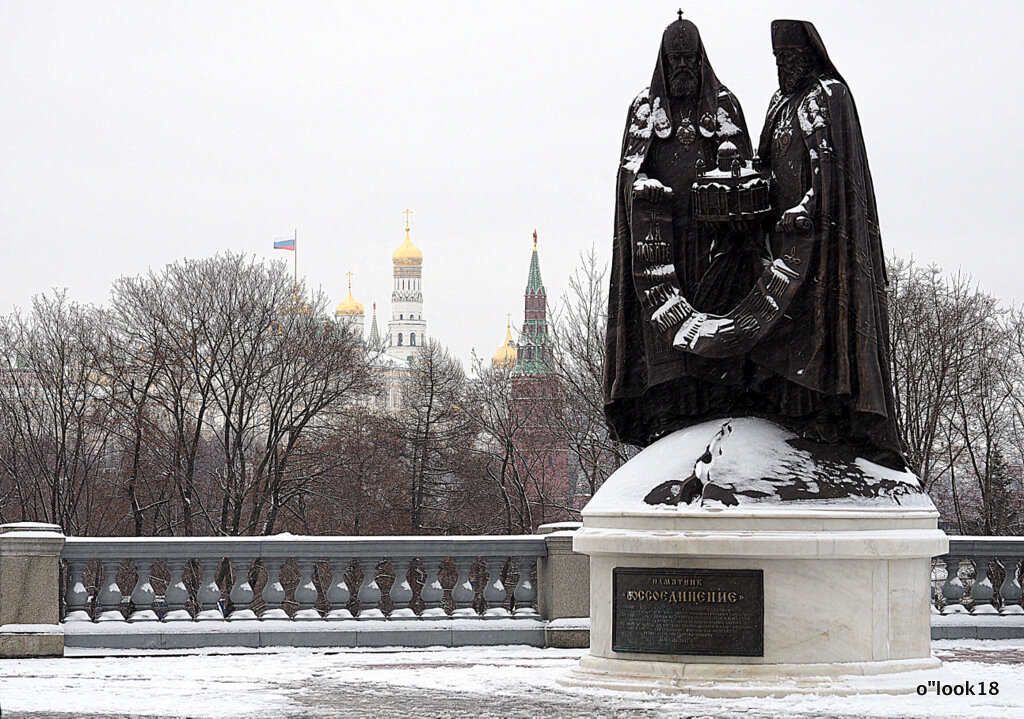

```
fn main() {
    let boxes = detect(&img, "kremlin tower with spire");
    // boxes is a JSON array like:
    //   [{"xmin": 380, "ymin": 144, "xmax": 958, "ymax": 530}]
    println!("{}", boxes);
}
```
[
  {"xmin": 491, "ymin": 231, "xmax": 574, "ymax": 526},
  {"xmin": 513, "ymin": 230, "xmax": 554, "ymax": 376}
]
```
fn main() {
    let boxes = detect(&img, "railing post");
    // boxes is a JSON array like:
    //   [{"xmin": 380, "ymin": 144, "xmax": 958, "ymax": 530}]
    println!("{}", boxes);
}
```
[
  {"xmin": 355, "ymin": 557, "xmax": 384, "ymax": 619},
  {"xmin": 96, "ymin": 559, "xmax": 125, "ymax": 622},
  {"xmin": 63, "ymin": 557, "xmax": 91, "ymax": 623},
  {"xmin": 163, "ymin": 558, "xmax": 193, "ymax": 621},
  {"xmin": 419, "ymin": 556, "xmax": 446, "ymax": 618},
  {"xmin": 293, "ymin": 559, "xmax": 321, "ymax": 621},
  {"xmin": 536, "ymin": 522, "xmax": 589, "ymax": 648},
  {"xmin": 389, "ymin": 557, "xmax": 416, "ymax": 619},
  {"xmin": 128, "ymin": 559, "xmax": 158, "ymax": 622},
  {"xmin": 260, "ymin": 558, "xmax": 289, "ymax": 619},
  {"xmin": 971, "ymin": 557, "xmax": 998, "ymax": 614},
  {"xmin": 536, "ymin": 523, "xmax": 589, "ymax": 620},
  {"xmin": 513, "ymin": 555, "xmax": 539, "ymax": 618},
  {"xmin": 451, "ymin": 556, "xmax": 477, "ymax": 617},
  {"xmin": 325, "ymin": 557, "xmax": 352, "ymax": 620},
  {"xmin": 482, "ymin": 557, "xmax": 509, "ymax": 618},
  {"xmin": 0, "ymin": 522, "xmax": 66, "ymax": 657},
  {"xmin": 195, "ymin": 557, "xmax": 225, "ymax": 621},
  {"xmin": 228, "ymin": 556, "xmax": 257, "ymax": 620},
  {"xmin": 940, "ymin": 556, "xmax": 967, "ymax": 614},
  {"xmin": 1000, "ymin": 556, "xmax": 1023, "ymax": 615}
]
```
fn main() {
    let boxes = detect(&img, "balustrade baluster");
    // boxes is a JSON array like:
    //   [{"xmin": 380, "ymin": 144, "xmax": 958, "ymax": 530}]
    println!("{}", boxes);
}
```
[
  {"xmin": 941, "ymin": 556, "xmax": 967, "ymax": 614},
  {"xmin": 128, "ymin": 559, "xmax": 157, "ymax": 622},
  {"xmin": 293, "ymin": 559, "xmax": 321, "ymax": 621},
  {"xmin": 163, "ymin": 558, "xmax": 192, "ymax": 621},
  {"xmin": 972, "ymin": 558, "xmax": 998, "ymax": 614},
  {"xmin": 482, "ymin": 557, "xmax": 509, "ymax": 618},
  {"xmin": 63, "ymin": 559, "xmax": 91, "ymax": 622},
  {"xmin": 96, "ymin": 559, "xmax": 125, "ymax": 622},
  {"xmin": 451, "ymin": 556, "xmax": 478, "ymax": 617},
  {"xmin": 195, "ymin": 558, "xmax": 225, "ymax": 621},
  {"xmin": 228, "ymin": 556, "xmax": 257, "ymax": 620},
  {"xmin": 513, "ymin": 555, "xmax": 539, "ymax": 618},
  {"xmin": 389, "ymin": 558, "xmax": 416, "ymax": 619},
  {"xmin": 999, "ymin": 556, "xmax": 1024, "ymax": 615},
  {"xmin": 261, "ymin": 558, "xmax": 289, "ymax": 619},
  {"xmin": 325, "ymin": 558, "xmax": 352, "ymax": 620},
  {"xmin": 356, "ymin": 558, "xmax": 384, "ymax": 619},
  {"xmin": 420, "ymin": 557, "xmax": 446, "ymax": 618}
]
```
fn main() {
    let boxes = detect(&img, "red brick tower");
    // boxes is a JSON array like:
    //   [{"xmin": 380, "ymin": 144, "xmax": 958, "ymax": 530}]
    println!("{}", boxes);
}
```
[{"xmin": 511, "ymin": 231, "xmax": 574, "ymax": 527}]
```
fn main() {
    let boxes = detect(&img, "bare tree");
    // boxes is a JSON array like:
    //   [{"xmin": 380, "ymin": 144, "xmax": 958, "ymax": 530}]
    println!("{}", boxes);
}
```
[
  {"xmin": 245, "ymin": 297, "xmax": 377, "ymax": 535},
  {"xmin": 948, "ymin": 307, "xmax": 1018, "ymax": 535},
  {"xmin": 0, "ymin": 292, "xmax": 118, "ymax": 533},
  {"xmin": 888, "ymin": 259, "xmax": 985, "ymax": 490},
  {"xmin": 548, "ymin": 248, "xmax": 635, "ymax": 504},
  {"xmin": 889, "ymin": 257, "xmax": 1024, "ymax": 535},
  {"xmin": 103, "ymin": 252, "xmax": 374, "ymax": 536},
  {"xmin": 462, "ymin": 358, "xmax": 538, "ymax": 534},
  {"xmin": 393, "ymin": 338, "xmax": 475, "ymax": 533},
  {"xmin": 307, "ymin": 408, "xmax": 412, "ymax": 535}
]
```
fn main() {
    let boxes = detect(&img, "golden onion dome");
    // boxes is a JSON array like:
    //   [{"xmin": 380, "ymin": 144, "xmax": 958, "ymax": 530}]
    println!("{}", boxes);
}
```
[
  {"xmin": 393, "ymin": 212, "xmax": 423, "ymax": 266},
  {"xmin": 335, "ymin": 273, "xmax": 364, "ymax": 317},
  {"xmin": 492, "ymin": 319, "xmax": 518, "ymax": 368},
  {"xmin": 392, "ymin": 236, "xmax": 422, "ymax": 266},
  {"xmin": 278, "ymin": 286, "xmax": 313, "ymax": 316},
  {"xmin": 335, "ymin": 290, "xmax": 364, "ymax": 317}
]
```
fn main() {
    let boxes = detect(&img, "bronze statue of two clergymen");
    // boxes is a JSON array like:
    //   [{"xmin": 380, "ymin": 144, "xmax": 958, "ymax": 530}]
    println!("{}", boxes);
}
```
[{"xmin": 604, "ymin": 18, "xmax": 906, "ymax": 503}]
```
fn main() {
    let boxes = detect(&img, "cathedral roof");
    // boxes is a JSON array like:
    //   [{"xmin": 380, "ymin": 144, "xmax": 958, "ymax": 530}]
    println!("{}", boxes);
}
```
[
  {"xmin": 335, "ymin": 291, "xmax": 364, "ymax": 317},
  {"xmin": 278, "ymin": 286, "xmax": 313, "ymax": 316},
  {"xmin": 335, "ymin": 274, "xmax": 364, "ymax": 316},
  {"xmin": 392, "ymin": 214, "xmax": 423, "ymax": 266},
  {"xmin": 492, "ymin": 319, "xmax": 518, "ymax": 369}
]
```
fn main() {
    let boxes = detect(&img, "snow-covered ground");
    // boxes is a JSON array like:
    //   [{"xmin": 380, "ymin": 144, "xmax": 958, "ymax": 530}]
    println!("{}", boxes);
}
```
[{"xmin": 0, "ymin": 641, "xmax": 1022, "ymax": 718}]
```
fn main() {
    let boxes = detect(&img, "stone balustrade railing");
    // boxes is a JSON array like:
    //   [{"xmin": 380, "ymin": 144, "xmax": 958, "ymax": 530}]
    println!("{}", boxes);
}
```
[
  {"xmin": 4, "ymin": 523, "xmax": 1022, "ymax": 656},
  {"xmin": 60, "ymin": 536, "xmax": 546, "ymax": 623},
  {"xmin": 934, "ymin": 538, "xmax": 1024, "ymax": 615}
]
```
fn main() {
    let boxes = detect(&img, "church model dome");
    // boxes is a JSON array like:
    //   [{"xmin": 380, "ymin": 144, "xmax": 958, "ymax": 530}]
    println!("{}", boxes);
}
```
[{"xmin": 492, "ymin": 319, "xmax": 518, "ymax": 369}]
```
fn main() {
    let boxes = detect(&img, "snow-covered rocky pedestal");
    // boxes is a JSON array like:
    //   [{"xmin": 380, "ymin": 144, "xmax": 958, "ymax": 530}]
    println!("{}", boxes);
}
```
[{"xmin": 564, "ymin": 418, "xmax": 948, "ymax": 696}]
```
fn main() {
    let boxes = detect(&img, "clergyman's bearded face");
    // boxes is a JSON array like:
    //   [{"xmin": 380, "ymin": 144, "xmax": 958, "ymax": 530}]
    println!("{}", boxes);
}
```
[
  {"xmin": 667, "ymin": 50, "xmax": 700, "ymax": 99},
  {"xmin": 775, "ymin": 48, "xmax": 815, "ymax": 95}
]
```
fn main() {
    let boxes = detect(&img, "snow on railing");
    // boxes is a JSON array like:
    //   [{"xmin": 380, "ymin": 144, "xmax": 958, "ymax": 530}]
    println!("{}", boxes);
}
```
[
  {"xmin": 933, "ymin": 538, "xmax": 1024, "ymax": 615},
  {"xmin": 60, "ymin": 536, "xmax": 545, "ymax": 623}
]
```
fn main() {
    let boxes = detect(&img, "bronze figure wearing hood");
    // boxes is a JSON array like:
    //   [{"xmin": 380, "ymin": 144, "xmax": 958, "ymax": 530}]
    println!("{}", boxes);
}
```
[{"xmin": 746, "ymin": 20, "xmax": 903, "ymax": 466}]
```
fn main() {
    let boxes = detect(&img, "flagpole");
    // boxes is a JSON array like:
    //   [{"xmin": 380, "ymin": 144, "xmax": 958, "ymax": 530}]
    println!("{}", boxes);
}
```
[{"xmin": 293, "ymin": 228, "xmax": 297, "ymax": 291}]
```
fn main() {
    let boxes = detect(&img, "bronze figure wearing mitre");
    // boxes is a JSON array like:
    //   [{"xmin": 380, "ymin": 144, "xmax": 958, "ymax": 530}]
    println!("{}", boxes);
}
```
[{"xmin": 604, "ymin": 18, "xmax": 763, "ymax": 447}]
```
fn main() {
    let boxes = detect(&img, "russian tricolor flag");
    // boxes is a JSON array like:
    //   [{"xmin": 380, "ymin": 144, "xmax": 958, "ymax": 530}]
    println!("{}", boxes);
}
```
[{"xmin": 274, "ymin": 238, "xmax": 296, "ymax": 251}]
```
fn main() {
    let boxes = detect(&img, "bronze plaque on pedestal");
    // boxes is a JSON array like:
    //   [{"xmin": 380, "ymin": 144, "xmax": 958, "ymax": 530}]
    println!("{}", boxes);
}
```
[{"xmin": 612, "ymin": 568, "xmax": 763, "ymax": 657}]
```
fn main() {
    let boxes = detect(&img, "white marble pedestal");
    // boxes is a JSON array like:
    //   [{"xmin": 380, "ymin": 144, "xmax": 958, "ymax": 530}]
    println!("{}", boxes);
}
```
[{"xmin": 563, "ymin": 418, "xmax": 949, "ymax": 696}]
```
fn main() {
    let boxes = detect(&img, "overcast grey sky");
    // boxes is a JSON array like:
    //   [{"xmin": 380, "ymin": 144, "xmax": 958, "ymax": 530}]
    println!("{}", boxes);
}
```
[{"xmin": 2, "ymin": 1, "xmax": 1022, "ymax": 367}]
